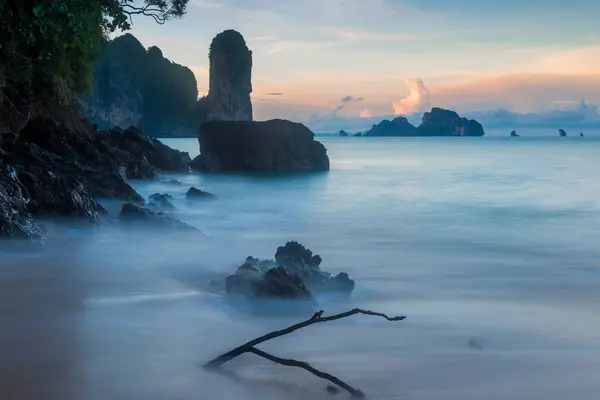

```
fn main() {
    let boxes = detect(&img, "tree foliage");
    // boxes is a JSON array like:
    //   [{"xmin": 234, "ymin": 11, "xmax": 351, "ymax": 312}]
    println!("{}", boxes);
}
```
[{"xmin": 0, "ymin": 0, "xmax": 189, "ymax": 128}]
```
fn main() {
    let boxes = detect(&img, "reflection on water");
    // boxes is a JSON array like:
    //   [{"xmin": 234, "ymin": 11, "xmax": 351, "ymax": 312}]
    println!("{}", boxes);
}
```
[{"xmin": 2, "ymin": 137, "xmax": 600, "ymax": 399}]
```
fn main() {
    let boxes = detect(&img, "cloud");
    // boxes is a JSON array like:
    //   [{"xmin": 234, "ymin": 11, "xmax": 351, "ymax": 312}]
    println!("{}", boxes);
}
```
[
  {"xmin": 392, "ymin": 79, "xmax": 431, "ymax": 115},
  {"xmin": 341, "ymin": 95, "xmax": 364, "ymax": 103},
  {"xmin": 267, "ymin": 92, "xmax": 284, "ymax": 96},
  {"xmin": 359, "ymin": 109, "xmax": 371, "ymax": 118},
  {"xmin": 468, "ymin": 100, "xmax": 600, "ymax": 129},
  {"xmin": 333, "ymin": 105, "xmax": 345, "ymax": 112}
]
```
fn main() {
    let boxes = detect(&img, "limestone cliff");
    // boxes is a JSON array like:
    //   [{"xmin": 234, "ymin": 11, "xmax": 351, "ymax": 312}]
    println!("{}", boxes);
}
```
[{"xmin": 205, "ymin": 30, "xmax": 253, "ymax": 122}]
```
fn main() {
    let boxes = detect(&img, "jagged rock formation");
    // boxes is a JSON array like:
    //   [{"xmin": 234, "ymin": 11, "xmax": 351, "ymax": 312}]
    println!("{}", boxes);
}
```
[
  {"xmin": 559, "ymin": 129, "xmax": 567, "ymax": 137},
  {"xmin": 417, "ymin": 108, "xmax": 484, "ymax": 136},
  {"xmin": 225, "ymin": 242, "xmax": 355, "ymax": 301},
  {"xmin": 119, "ymin": 203, "xmax": 198, "ymax": 231},
  {"xmin": 190, "ymin": 119, "xmax": 329, "ymax": 173},
  {"xmin": 204, "ymin": 30, "xmax": 253, "ymax": 122},
  {"xmin": 511, "ymin": 130, "xmax": 519, "ymax": 137},
  {"xmin": 0, "ymin": 117, "xmax": 191, "ymax": 240},
  {"xmin": 83, "ymin": 34, "xmax": 198, "ymax": 136},
  {"xmin": 363, "ymin": 116, "xmax": 417, "ymax": 137}
]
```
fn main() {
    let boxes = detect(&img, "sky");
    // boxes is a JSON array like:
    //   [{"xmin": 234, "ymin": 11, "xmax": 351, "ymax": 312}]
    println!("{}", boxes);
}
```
[{"xmin": 128, "ymin": 0, "xmax": 600, "ymax": 131}]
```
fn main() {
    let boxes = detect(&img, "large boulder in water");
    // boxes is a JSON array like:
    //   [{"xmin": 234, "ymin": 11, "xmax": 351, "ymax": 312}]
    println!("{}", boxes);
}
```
[
  {"xmin": 225, "ymin": 242, "xmax": 355, "ymax": 301},
  {"xmin": 191, "ymin": 119, "xmax": 329, "ymax": 172},
  {"xmin": 363, "ymin": 116, "xmax": 417, "ymax": 137},
  {"xmin": 416, "ymin": 107, "xmax": 484, "ymax": 137}
]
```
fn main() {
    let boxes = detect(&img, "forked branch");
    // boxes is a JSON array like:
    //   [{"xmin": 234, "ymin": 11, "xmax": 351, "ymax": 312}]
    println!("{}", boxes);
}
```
[{"xmin": 203, "ymin": 308, "xmax": 406, "ymax": 398}]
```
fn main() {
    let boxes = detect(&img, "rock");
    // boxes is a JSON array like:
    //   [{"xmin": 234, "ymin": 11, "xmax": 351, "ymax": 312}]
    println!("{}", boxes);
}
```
[
  {"xmin": 226, "ymin": 264, "xmax": 313, "ymax": 301},
  {"xmin": 101, "ymin": 126, "xmax": 191, "ymax": 172},
  {"xmin": 339, "ymin": 130, "xmax": 349, "ymax": 137},
  {"xmin": 363, "ymin": 116, "xmax": 417, "ymax": 137},
  {"xmin": 417, "ymin": 108, "xmax": 484, "ymax": 137},
  {"xmin": 119, "ymin": 203, "xmax": 197, "ymax": 231},
  {"xmin": 162, "ymin": 179, "xmax": 183, "ymax": 186},
  {"xmin": 147, "ymin": 193, "xmax": 176, "ymax": 211},
  {"xmin": 186, "ymin": 187, "xmax": 214, "ymax": 199},
  {"xmin": 559, "ymin": 129, "xmax": 567, "ymax": 137},
  {"xmin": 17, "ymin": 171, "xmax": 107, "ymax": 223},
  {"xmin": 204, "ymin": 30, "xmax": 253, "ymax": 122},
  {"xmin": 510, "ymin": 130, "xmax": 519, "ymax": 137},
  {"xmin": 225, "ymin": 242, "xmax": 355, "ymax": 298},
  {"xmin": 0, "ymin": 166, "xmax": 46, "ymax": 240},
  {"xmin": 580, "ymin": 132, "xmax": 584, "ymax": 137},
  {"xmin": 191, "ymin": 119, "xmax": 329, "ymax": 173},
  {"xmin": 353, "ymin": 132, "xmax": 362, "ymax": 137}
]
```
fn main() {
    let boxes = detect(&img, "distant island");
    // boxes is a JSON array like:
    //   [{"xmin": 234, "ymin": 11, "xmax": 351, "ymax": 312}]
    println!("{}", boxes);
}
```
[{"xmin": 351, "ymin": 108, "xmax": 485, "ymax": 137}]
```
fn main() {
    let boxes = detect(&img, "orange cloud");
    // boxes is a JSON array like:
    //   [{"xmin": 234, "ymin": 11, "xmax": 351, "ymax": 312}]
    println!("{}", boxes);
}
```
[
  {"xmin": 359, "ymin": 109, "xmax": 371, "ymax": 118},
  {"xmin": 392, "ymin": 79, "xmax": 431, "ymax": 115}
]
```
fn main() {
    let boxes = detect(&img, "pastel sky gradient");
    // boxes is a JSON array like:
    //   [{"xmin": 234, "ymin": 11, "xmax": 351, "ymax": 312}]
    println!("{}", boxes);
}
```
[{"xmin": 128, "ymin": 0, "xmax": 600, "ymax": 129}]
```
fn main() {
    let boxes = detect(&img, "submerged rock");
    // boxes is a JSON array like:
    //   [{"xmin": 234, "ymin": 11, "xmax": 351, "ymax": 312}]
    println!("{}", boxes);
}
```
[
  {"xmin": 147, "ymin": 193, "xmax": 176, "ymax": 211},
  {"xmin": 119, "ymin": 203, "xmax": 197, "ymax": 231},
  {"xmin": 191, "ymin": 119, "xmax": 329, "ymax": 173},
  {"xmin": 225, "ymin": 242, "xmax": 355, "ymax": 302},
  {"xmin": 186, "ymin": 187, "xmax": 214, "ymax": 199}
]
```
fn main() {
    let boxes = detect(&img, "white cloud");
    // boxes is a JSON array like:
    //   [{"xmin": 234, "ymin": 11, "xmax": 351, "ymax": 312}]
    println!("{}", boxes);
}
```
[{"xmin": 392, "ymin": 79, "xmax": 431, "ymax": 115}]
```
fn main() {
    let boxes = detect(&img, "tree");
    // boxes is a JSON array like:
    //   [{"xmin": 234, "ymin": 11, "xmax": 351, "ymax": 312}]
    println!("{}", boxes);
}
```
[{"xmin": 0, "ymin": 0, "xmax": 190, "ymax": 131}]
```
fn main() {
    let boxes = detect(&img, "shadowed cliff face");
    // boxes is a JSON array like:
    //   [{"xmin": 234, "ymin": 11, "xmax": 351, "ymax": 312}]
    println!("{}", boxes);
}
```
[{"xmin": 207, "ymin": 30, "xmax": 253, "ymax": 122}]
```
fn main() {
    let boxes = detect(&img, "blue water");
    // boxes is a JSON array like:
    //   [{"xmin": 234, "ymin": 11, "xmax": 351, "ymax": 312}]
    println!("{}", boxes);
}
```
[{"xmin": 2, "ymin": 136, "xmax": 600, "ymax": 399}]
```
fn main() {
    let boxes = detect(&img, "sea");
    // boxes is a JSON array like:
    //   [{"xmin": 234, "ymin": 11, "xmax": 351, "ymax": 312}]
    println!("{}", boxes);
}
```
[{"xmin": 1, "ymin": 132, "xmax": 600, "ymax": 400}]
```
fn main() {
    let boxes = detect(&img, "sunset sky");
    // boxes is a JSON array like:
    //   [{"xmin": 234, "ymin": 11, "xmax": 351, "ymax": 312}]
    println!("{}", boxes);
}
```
[{"xmin": 129, "ymin": 0, "xmax": 600, "ymax": 131}]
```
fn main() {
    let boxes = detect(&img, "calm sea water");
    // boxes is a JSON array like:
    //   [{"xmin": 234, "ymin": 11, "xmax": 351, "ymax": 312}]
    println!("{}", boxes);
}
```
[{"xmin": 2, "ymin": 136, "xmax": 600, "ymax": 400}]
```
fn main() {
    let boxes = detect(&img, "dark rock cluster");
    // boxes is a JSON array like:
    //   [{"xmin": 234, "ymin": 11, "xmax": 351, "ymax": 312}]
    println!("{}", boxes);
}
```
[
  {"xmin": 225, "ymin": 242, "xmax": 355, "ymax": 302},
  {"xmin": 0, "ymin": 117, "xmax": 192, "ymax": 240},
  {"xmin": 191, "ymin": 119, "xmax": 329, "ymax": 173}
]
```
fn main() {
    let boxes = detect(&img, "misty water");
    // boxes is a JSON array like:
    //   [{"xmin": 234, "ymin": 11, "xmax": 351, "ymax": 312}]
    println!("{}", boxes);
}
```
[{"xmin": 2, "ymin": 135, "xmax": 600, "ymax": 399}]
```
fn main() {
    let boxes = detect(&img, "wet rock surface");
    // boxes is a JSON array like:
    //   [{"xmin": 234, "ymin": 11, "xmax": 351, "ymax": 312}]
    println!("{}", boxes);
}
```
[
  {"xmin": 225, "ymin": 242, "xmax": 355, "ymax": 302},
  {"xmin": 1, "ymin": 117, "xmax": 192, "ymax": 240},
  {"xmin": 191, "ymin": 119, "xmax": 330, "ymax": 173},
  {"xmin": 119, "ymin": 203, "xmax": 197, "ymax": 231}
]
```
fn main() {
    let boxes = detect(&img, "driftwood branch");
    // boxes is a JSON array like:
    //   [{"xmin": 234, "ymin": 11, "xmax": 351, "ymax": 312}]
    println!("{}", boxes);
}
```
[
  {"xmin": 249, "ymin": 347, "xmax": 365, "ymax": 398},
  {"xmin": 203, "ymin": 308, "xmax": 406, "ymax": 398}
]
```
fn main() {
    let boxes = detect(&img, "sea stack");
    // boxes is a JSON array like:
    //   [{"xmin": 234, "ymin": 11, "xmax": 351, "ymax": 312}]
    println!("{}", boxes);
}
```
[
  {"xmin": 559, "ymin": 129, "xmax": 567, "ymax": 137},
  {"xmin": 204, "ymin": 30, "xmax": 253, "ymax": 121},
  {"xmin": 510, "ymin": 130, "xmax": 519, "ymax": 137},
  {"xmin": 417, "ymin": 108, "xmax": 484, "ymax": 137},
  {"xmin": 191, "ymin": 31, "xmax": 329, "ymax": 173}
]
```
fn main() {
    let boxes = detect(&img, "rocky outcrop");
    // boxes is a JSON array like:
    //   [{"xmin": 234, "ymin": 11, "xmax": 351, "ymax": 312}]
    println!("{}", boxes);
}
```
[
  {"xmin": 1, "ymin": 117, "xmax": 192, "ymax": 240},
  {"xmin": 0, "ymin": 166, "xmax": 46, "ymax": 240},
  {"xmin": 119, "ymin": 203, "xmax": 197, "ymax": 231},
  {"xmin": 204, "ymin": 30, "xmax": 253, "ymax": 122},
  {"xmin": 225, "ymin": 242, "xmax": 355, "ymax": 301},
  {"xmin": 559, "ymin": 129, "xmax": 567, "ymax": 137},
  {"xmin": 417, "ymin": 108, "xmax": 484, "ymax": 137},
  {"xmin": 580, "ymin": 132, "xmax": 584, "ymax": 137},
  {"xmin": 510, "ymin": 130, "xmax": 519, "ymax": 137},
  {"xmin": 339, "ymin": 130, "xmax": 349, "ymax": 137},
  {"xmin": 186, "ymin": 187, "xmax": 214, "ymax": 199},
  {"xmin": 147, "ymin": 193, "xmax": 175, "ymax": 211},
  {"xmin": 191, "ymin": 119, "xmax": 329, "ymax": 173},
  {"xmin": 353, "ymin": 132, "xmax": 362, "ymax": 137},
  {"xmin": 363, "ymin": 116, "xmax": 417, "ymax": 137},
  {"xmin": 226, "ymin": 263, "xmax": 314, "ymax": 301}
]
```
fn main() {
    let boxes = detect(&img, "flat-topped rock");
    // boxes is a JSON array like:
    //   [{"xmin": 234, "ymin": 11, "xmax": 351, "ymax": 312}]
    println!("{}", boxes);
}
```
[{"xmin": 191, "ymin": 119, "xmax": 329, "ymax": 173}]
